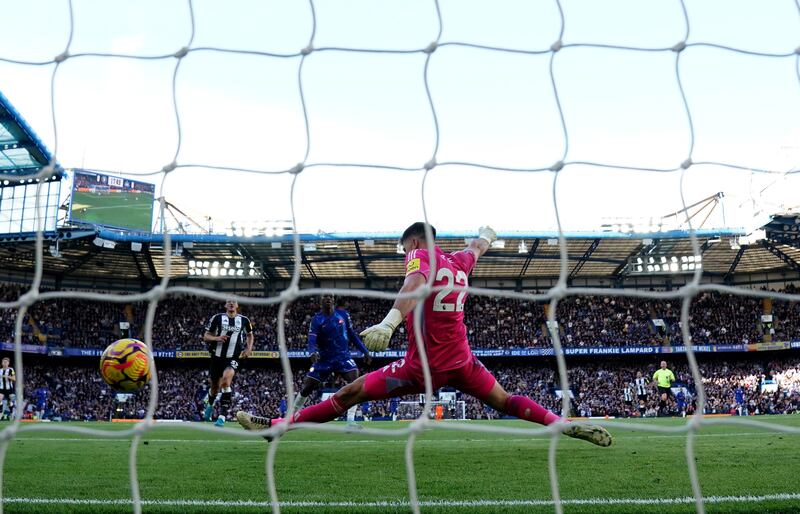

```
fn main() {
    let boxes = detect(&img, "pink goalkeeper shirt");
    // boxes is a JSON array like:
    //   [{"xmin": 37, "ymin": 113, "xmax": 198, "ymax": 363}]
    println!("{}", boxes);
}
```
[{"xmin": 403, "ymin": 246, "xmax": 477, "ymax": 372}]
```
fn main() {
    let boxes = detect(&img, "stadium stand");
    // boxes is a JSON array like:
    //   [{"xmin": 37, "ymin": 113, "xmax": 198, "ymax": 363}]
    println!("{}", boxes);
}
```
[{"xmin": 5, "ymin": 284, "xmax": 797, "ymax": 350}]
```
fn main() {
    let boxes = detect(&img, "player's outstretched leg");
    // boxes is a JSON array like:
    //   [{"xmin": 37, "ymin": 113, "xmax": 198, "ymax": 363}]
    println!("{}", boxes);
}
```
[
  {"xmin": 561, "ymin": 424, "xmax": 613, "ymax": 447},
  {"xmin": 481, "ymin": 382, "xmax": 612, "ymax": 447},
  {"xmin": 236, "ymin": 411, "xmax": 276, "ymax": 441},
  {"xmin": 237, "ymin": 374, "xmax": 374, "ymax": 437}
]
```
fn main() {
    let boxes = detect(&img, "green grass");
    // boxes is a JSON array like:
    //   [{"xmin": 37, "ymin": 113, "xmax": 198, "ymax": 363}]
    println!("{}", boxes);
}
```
[
  {"xmin": 72, "ymin": 191, "xmax": 154, "ymax": 231},
  {"xmin": 3, "ymin": 416, "xmax": 800, "ymax": 513}
]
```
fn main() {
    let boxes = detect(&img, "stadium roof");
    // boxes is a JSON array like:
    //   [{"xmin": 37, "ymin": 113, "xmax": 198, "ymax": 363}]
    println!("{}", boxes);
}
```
[
  {"xmin": 0, "ymin": 91, "xmax": 56, "ymax": 175},
  {"xmin": 0, "ymin": 229, "xmax": 798, "ymax": 285}
]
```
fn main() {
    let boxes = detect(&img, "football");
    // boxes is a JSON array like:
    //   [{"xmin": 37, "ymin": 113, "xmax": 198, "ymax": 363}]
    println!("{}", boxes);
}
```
[{"xmin": 99, "ymin": 338, "xmax": 152, "ymax": 392}]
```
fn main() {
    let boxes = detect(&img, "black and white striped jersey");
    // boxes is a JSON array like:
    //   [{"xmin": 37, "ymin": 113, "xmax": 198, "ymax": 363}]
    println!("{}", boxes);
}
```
[
  {"xmin": 635, "ymin": 377, "xmax": 648, "ymax": 396},
  {"xmin": 204, "ymin": 313, "xmax": 253, "ymax": 359},
  {"xmin": 623, "ymin": 386, "xmax": 633, "ymax": 402},
  {"xmin": 0, "ymin": 367, "xmax": 15, "ymax": 390}
]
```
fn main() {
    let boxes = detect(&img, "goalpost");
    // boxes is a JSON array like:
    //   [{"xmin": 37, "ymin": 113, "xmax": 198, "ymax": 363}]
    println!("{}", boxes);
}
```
[
  {"xmin": 397, "ymin": 401, "xmax": 467, "ymax": 421},
  {"xmin": 1, "ymin": 2, "xmax": 799, "ymax": 514}
]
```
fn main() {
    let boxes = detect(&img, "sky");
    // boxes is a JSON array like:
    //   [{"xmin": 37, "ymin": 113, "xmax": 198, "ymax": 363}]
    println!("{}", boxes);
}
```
[{"xmin": 0, "ymin": 0, "xmax": 798, "ymax": 237}]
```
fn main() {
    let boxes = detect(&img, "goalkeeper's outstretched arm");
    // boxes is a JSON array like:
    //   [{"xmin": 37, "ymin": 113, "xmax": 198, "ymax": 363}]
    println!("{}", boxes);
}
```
[
  {"xmin": 360, "ymin": 226, "xmax": 496, "ymax": 352},
  {"xmin": 467, "ymin": 226, "xmax": 497, "ymax": 261}
]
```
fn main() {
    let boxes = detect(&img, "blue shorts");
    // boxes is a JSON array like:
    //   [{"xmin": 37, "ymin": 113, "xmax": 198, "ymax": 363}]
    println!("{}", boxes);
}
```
[{"xmin": 307, "ymin": 358, "xmax": 358, "ymax": 382}]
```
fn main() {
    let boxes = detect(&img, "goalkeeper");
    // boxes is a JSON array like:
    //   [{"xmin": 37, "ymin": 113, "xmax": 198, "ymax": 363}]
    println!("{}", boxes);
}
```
[{"xmin": 238, "ymin": 223, "xmax": 611, "ymax": 447}]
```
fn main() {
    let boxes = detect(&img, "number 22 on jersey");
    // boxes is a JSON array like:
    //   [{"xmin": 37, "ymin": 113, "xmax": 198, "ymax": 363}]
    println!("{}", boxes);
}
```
[{"xmin": 432, "ymin": 267, "xmax": 468, "ymax": 312}]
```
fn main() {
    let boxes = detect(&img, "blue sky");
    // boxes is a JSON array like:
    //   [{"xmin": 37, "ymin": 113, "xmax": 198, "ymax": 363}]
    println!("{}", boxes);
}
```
[{"xmin": 0, "ymin": 0, "xmax": 798, "ymax": 236}]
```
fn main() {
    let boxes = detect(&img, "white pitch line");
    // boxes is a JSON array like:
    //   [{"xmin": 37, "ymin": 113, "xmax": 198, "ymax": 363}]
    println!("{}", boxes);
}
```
[
  {"xmin": 2, "ymin": 493, "xmax": 800, "ymax": 508},
  {"xmin": 9, "ymin": 431, "xmax": 797, "ymax": 445}
]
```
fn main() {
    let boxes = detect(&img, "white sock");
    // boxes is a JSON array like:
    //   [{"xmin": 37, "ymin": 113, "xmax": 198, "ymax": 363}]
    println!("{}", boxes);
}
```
[
  {"xmin": 294, "ymin": 394, "xmax": 307, "ymax": 410},
  {"xmin": 347, "ymin": 405, "xmax": 357, "ymax": 423}
]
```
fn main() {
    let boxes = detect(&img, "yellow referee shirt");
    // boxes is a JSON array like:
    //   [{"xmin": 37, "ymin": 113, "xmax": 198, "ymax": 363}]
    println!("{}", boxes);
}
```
[{"xmin": 653, "ymin": 369, "xmax": 675, "ymax": 388}]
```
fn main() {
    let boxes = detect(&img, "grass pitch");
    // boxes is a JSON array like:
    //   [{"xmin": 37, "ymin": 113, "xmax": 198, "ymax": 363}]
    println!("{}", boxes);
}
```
[
  {"xmin": 3, "ymin": 416, "xmax": 800, "ymax": 513},
  {"xmin": 72, "ymin": 191, "xmax": 154, "ymax": 231}
]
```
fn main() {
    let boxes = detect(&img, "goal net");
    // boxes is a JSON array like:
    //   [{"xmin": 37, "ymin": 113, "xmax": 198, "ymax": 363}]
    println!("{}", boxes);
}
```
[{"xmin": 1, "ymin": 2, "xmax": 799, "ymax": 514}]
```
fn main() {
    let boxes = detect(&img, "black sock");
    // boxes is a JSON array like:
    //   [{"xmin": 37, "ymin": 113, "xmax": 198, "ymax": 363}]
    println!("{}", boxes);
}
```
[{"xmin": 220, "ymin": 391, "xmax": 232, "ymax": 417}]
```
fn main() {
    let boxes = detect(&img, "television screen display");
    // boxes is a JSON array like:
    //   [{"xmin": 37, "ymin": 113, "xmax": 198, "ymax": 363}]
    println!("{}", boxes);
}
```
[{"xmin": 70, "ymin": 171, "xmax": 155, "ymax": 232}]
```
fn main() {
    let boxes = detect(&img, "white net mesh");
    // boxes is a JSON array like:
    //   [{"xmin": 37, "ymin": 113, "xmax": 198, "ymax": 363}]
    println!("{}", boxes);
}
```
[{"xmin": 1, "ymin": 0, "xmax": 800, "ymax": 513}]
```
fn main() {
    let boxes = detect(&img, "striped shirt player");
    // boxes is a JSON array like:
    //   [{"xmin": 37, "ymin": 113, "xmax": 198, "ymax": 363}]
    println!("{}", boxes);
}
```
[
  {"xmin": 0, "ymin": 357, "xmax": 15, "ymax": 419},
  {"xmin": 623, "ymin": 384, "xmax": 633, "ymax": 404},
  {"xmin": 634, "ymin": 372, "xmax": 649, "ymax": 400},
  {"xmin": 202, "ymin": 299, "xmax": 254, "ymax": 426},
  {"xmin": 292, "ymin": 294, "xmax": 371, "ymax": 424},
  {"xmin": 237, "ymin": 223, "xmax": 612, "ymax": 448}
]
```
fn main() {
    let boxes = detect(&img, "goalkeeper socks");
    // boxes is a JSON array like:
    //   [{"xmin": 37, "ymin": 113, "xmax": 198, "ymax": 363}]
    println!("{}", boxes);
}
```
[
  {"xmin": 347, "ymin": 405, "xmax": 357, "ymax": 423},
  {"xmin": 293, "ymin": 394, "xmax": 307, "ymax": 411},
  {"xmin": 220, "ymin": 387, "xmax": 232, "ymax": 417},
  {"xmin": 291, "ymin": 395, "xmax": 346, "ymax": 424},
  {"xmin": 504, "ymin": 395, "xmax": 561, "ymax": 426}
]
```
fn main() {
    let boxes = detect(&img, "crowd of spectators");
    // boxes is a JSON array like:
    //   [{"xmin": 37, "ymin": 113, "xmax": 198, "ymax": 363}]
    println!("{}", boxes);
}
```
[
  {"xmin": 11, "ymin": 358, "xmax": 800, "ymax": 422},
  {"xmin": 1, "ymin": 284, "xmax": 798, "ymax": 351}
]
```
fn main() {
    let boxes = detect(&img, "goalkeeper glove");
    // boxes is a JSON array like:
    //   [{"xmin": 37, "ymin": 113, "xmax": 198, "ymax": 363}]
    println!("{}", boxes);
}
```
[
  {"xmin": 360, "ymin": 308, "xmax": 403, "ymax": 352},
  {"xmin": 478, "ymin": 226, "xmax": 497, "ymax": 245}
]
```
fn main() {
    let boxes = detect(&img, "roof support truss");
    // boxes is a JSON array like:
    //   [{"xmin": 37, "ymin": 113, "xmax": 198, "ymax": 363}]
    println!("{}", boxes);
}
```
[
  {"xmin": 60, "ymin": 245, "xmax": 101, "ymax": 278},
  {"xmin": 354, "ymin": 240, "xmax": 369, "ymax": 279},
  {"xmin": 143, "ymin": 245, "xmax": 159, "ymax": 280},
  {"xmin": 724, "ymin": 245, "xmax": 747, "ymax": 282},
  {"xmin": 760, "ymin": 240, "xmax": 800, "ymax": 271},
  {"xmin": 519, "ymin": 239, "xmax": 540, "ymax": 277},
  {"xmin": 570, "ymin": 239, "xmax": 600, "ymax": 278}
]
